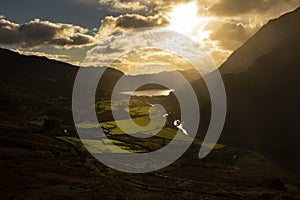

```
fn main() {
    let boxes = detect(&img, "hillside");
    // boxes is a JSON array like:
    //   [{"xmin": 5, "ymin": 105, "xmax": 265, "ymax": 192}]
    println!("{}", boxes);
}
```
[
  {"xmin": 0, "ymin": 48, "xmax": 124, "ymax": 134},
  {"xmin": 218, "ymin": 8, "xmax": 300, "ymax": 172}
]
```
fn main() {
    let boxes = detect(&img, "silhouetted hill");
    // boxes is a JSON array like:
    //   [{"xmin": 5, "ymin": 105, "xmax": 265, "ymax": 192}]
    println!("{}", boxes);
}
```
[
  {"xmin": 180, "ymin": 8, "xmax": 300, "ymax": 173},
  {"xmin": 216, "ymin": 8, "xmax": 300, "ymax": 172},
  {"xmin": 0, "ymin": 48, "xmax": 125, "ymax": 98},
  {"xmin": 220, "ymin": 7, "xmax": 300, "ymax": 74},
  {"xmin": 0, "ymin": 48, "xmax": 124, "ymax": 132},
  {"xmin": 0, "ymin": 48, "xmax": 78, "ymax": 97}
]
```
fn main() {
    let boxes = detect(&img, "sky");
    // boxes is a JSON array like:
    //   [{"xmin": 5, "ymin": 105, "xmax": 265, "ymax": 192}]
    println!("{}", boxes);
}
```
[{"xmin": 0, "ymin": 0, "xmax": 299, "ymax": 73}]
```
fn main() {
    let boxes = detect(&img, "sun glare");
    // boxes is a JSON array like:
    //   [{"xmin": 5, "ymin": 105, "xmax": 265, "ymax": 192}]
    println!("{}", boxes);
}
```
[{"xmin": 167, "ymin": 1, "xmax": 210, "ymax": 42}]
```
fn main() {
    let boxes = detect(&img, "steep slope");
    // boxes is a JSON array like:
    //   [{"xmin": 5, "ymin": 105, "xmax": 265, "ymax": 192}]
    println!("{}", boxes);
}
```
[
  {"xmin": 218, "ymin": 11, "xmax": 300, "ymax": 172},
  {"xmin": 184, "ymin": 7, "xmax": 300, "ymax": 172},
  {"xmin": 220, "ymin": 7, "xmax": 300, "ymax": 74}
]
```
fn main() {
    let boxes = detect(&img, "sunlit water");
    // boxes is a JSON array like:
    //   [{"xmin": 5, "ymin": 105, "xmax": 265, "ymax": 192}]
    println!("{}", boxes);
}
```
[{"xmin": 120, "ymin": 89, "xmax": 174, "ymax": 97}]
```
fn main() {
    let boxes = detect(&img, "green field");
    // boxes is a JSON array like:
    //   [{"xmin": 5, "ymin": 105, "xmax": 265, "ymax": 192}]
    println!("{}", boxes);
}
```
[
  {"xmin": 68, "ymin": 98, "xmax": 225, "ymax": 153},
  {"xmin": 57, "ymin": 136, "xmax": 146, "ymax": 154}
]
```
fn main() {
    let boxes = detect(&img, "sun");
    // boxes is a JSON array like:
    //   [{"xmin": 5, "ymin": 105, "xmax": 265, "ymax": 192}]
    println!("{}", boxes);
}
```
[{"xmin": 167, "ymin": 1, "xmax": 210, "ymax": 41}]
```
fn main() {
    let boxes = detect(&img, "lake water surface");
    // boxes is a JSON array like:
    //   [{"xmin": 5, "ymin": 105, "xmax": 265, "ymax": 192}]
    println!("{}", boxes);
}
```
[{"xmin": 120, "ymin": 89, "xmax": 174, "ymax": 97}]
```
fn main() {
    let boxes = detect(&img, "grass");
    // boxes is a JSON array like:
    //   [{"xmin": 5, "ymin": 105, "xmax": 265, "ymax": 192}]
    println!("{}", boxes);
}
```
[
  {"xmin": 27, "ymin": 120, "xmax": 44, "ymax": 126},
  {"xmin": 75, "ymin": 122, "xmax": 99, "ymax": 129},
  {"xmin": 96, "ymin": 99, "xmax": 148, "ymax": 114},
  {"xmin": 57, "ymin": 136, "xmax": 146, "ymax": 154},
  {"xmin": 100, "ymin": 115, "xmax": 162, "ymax": 134},
  {"xmin": 73, "ymin": 98, "xmax": 225, "ymax": 153},
  {"xmin": 125, "ymin": 106, "xmax": 153, "ymax": 116}
]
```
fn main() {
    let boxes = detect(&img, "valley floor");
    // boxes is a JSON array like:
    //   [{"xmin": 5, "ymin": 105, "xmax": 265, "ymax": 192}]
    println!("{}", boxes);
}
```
[{"xmin": 1, "ymin": 130, "xmax": 299, "ymax": 200}]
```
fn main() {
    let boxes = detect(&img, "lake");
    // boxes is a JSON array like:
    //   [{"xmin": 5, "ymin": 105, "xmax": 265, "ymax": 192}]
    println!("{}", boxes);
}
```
[{"xmin": 120, "ymin": 89, "xmax": 174, "ymax": 97}]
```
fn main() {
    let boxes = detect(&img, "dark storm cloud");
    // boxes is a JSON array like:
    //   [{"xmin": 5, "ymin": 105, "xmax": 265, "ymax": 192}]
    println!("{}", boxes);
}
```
[
  {"xmin": 0, "ymin": 17, "xmax": 95, "ymax": 48},
  {"xmin": 209, "ymin": 0, "xmax": 295, "ymax": 16}
]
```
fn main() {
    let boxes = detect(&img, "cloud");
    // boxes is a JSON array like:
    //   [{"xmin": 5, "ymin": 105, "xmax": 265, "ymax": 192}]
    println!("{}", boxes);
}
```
[
  {"xmin": 114, "ymin": 14, "xmax": 169, "ymax": 29},
  {"xmin": 98, "ymin": 0, "xmax": 151, "ymax": 14},
  {"xmin": 209, "ymin": 0, "xmax": 299, "ymax": 16},
  {"xmin": 98, "ymin": 0, "xmax": 194, "ymax": 15},
  {"xmin": 98, "ymin": 14, "xmax": 169, "ymax": 39},
  {"xmin": 205, "ymin": 20, "xmax": 258, "ymax": 50},
  {"xmin": 83, "ymin": 29, "xmax": 215, "ymax": 75},
  {"xmin": 0, "ymin": 18, "xmax": 95, "ymax": 49}
]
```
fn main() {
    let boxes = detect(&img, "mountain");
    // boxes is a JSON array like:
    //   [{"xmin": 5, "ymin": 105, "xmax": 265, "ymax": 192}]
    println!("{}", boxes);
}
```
[
  {"xmin": 217, "ymin": 8, "xmax": 300, "ymax": 172},
  {"xmin": 220, "ymin": 7, "xmax": 300, "ymax": 74},
  {"xmin": 0, "ymin": 48, "xmax": 125, "ymax": 99},
  {"xmin": 0, "ymin": 48, "xmax": 124, "ymax": 134}
]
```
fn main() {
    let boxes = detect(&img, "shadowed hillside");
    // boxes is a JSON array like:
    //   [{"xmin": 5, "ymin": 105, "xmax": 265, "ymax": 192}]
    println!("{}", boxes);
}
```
[
  {"xmin": 212, "ymin": 7, "xmax": 300, "ymax": 172},
  {"xmin": 221, "ymin": 31, "xmax": 300, "ymax": 172},
  {"xmin": 0, "ymin": 48, "xmax": 124, "ymax": 134}
]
